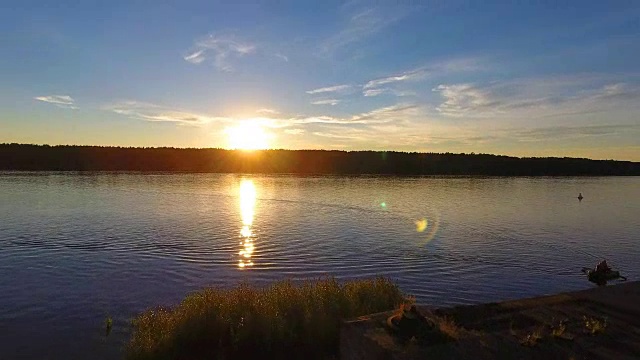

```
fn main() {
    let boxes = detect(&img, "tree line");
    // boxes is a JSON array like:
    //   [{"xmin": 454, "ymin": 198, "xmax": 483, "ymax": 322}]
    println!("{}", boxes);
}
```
[{"xmin": 1, "ymin": 143, "xmax": 638, "ymax": 175}]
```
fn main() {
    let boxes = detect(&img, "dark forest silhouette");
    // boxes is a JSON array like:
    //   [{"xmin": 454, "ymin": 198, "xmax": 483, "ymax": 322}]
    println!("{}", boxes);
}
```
[{"xmin": 1, "ymin": 144, "xmax": 638, "ymax": 175}]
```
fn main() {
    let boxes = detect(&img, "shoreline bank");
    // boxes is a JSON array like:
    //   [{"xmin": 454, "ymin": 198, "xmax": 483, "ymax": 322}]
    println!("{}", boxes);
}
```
[{"xmin": 342, "ymin": 281, "xmax": 640, "ymax": 359}]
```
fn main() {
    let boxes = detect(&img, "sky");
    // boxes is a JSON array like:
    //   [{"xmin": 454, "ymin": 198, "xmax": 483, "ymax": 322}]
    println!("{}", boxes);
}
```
[{"xmin": 1, "ymin": 0, "xmax": 640, "ymax": 160}]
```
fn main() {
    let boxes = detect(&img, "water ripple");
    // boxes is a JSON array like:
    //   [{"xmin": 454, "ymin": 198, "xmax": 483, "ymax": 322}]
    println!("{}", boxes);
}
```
[{"xmin": 1, "ymin": 174, "xmax": 638, "ymax": 359}]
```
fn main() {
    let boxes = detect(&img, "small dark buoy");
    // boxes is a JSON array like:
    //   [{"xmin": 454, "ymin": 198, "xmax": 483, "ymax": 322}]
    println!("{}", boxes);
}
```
[{"xmin": 578, "ymin": 193, "xmax": 583, "ymax": 201}]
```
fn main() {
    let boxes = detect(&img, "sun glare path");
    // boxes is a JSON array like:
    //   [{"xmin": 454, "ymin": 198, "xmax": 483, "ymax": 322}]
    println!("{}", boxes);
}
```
[
  {"xmin": 238, "ymin": 179, "xmax": 257, "ymax": 268},
  {"xmin": 226, "ymin": 121, "xmax": 270, "ymax": 150}
]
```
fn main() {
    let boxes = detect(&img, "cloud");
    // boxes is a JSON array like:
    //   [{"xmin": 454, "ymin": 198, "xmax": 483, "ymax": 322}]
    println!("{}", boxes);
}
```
[
  {"xmin": 363, "ymin": 88, "xmax": 416, "ymax": 97},
  {"xmin": 105, "ymin": 100, "xmax": 412, "ymax": 129},
  {"xmin": 413, "ymin": 124, "xmax": 637, "ymax": 148},
  {"xmin": 432, "ymin": 84, "xmax": 499, "ymax": 117},
  {"xmin": 306, "ymin": 84, "xmax": 352, "ymax": 94},
  {"xmin": 304, "ymin": 57, "xmax": 483, "ymax": 99},
  {"xmin": 247, "ymin": 103, "xmax": 421, "ymax": 133},
  {"xmin": 312, "ymin": 131, "xmax": 364, "ymax": 140},
  {"xmin": 320, "ymin": 7, "xmax": 408, "ymax": 55},
  {"xmin": 352, "ymin": 103, "xmax": 418, "ymax": 122},
  {"xmin": 256, "ymin": 108, "xmax": 279, "ymax": 115},
  {"xmin": 184, "ymin": 33, "xmax": 256, "ymax": 71},
  {"xmin": 433, "ymin": 57, "xmax": 486, "ymax": 73},
  {"xmin": 107, "ymin": 100, "xmax": 424, "ymax": 148},
  {"xmin": 592, "ymin": 83, "xmax": 640, "ymax": 101},
  {"xmin": 34, "ymin": 95, "xmax": 78, "ymax": 109},
  {"xmin": 183, "ymin": 50, "xmax": 206, "ymax": 64},
  {"xmin": 275, "ymin": 53, "xmax": 289, "ymax": 62},
  {"xmin": 362, "ymin": 88, "xmax": 387, "ymax": 97},
  {"xmin": 105, "ymin": 101, "xmax": 229, "ymax": 125},
  {"xmin": 285, "ymin": 103, "xmax": 419, "ymax": 126},
  {"xmin": 432, "ymin": 78, "xmax": 640, "ymax": 118},
  {"xmin": 363, "ymin": 68, "xmax": 428, "ymax": 89},
  {"xmin": 360, "ymin": 58, "xmax": 482, "ymax": 95},
  {"xmin": 295, "ymin": 105, "xmax": 427, "ymax": 148},
  {"xmin": 284, "ymin": 128, "xmax": 305, "ymax": 135},
  {"xmin": 509, "ymin": 124, "xmax": 640, "ymax": 142},
  {"xmin": 406, "ymin": 123, "xmax": 640, "ymax": 149},
  {"xmin": 311, "ymin": 99, "xmax": 341, "ymax": 106}
]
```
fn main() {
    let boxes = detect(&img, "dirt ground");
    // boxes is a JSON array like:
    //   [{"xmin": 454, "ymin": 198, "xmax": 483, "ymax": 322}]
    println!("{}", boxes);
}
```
[{"xmin": 341, "ymin": 281, "xmax": 640, "ymax": 360}]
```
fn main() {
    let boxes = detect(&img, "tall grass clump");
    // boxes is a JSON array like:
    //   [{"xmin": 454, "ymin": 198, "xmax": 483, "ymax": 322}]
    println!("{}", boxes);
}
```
[{"xmin": 126, "ymin": 277, "xmax": 405, "ymax": 360}]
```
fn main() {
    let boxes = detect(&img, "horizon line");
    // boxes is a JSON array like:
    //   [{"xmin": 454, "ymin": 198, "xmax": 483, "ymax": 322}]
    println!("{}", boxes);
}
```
[{"xmin": 1, "ymin": 143, "xmax": 637, "ymax": 163}]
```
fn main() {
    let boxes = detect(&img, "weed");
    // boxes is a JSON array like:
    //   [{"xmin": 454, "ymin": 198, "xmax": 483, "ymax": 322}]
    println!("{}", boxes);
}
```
[
  {"xmin": 520, "ymin": 327, "xmax": 544, "ymax": 347},
  {"xmin": 435, "ymin": 316, "xmax": 460, "ymax": 340},
  {"xmin": 104, "ymin": 316, "xmax": 113, "ymax": 337},
  {"xmin": 551, "ymin": 318, "xmax": 567, "ymax": 338},
  {"xmin": 126, "ymin": 277, "xmax": 405, "ymax": 360},
  {"xmin": 583, "ymin": 316, "xmax": 607, "ymax": 335}
]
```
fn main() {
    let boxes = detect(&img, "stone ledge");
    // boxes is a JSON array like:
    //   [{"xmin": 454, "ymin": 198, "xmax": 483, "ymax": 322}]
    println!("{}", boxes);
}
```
[{"xmin": 341, "ymin": 281, "xmax": 640, "ymax": 360}]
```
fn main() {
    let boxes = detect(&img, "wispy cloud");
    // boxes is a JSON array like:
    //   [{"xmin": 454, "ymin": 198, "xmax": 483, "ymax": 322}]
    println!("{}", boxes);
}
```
[
  {"xmin": 250, "ymin": 103, "xmax": 420, "ymax": 134},
  {"xmin": 362, "ymin": 88, "xmax": 387, "ymax": 97},
  {"xmin": 34, "ymin": 95, "xmax": 78, "ymax": 109},
  {"xmin": 433, "ymin": 57, "xmax": 486, "ymax": 73},
  {"xmin": 284, "ymin": 128, "xmax": 305, "ymax": 135},
  {"xmin": 256, "ymin": 108, "xmax": 279, "ymax": 115},
  {"xmin": 373, "ymin": 121, "xmax": 640, "ymax": 153},
  {"xmin": 363, "ymin": 68, "xmax": 428, "ymax": 89},
  {"xmin": 294, "ymin": 105, "xmax": 427, "ymax": 148},
  {"xmin": 508, "ymin": 124, "xmax": 640, "ymax": 142},
  {"xmin": 304, "ymin": 58, "xmax": 484, "ymax": 99},
  {"xmin": 363, "ymin": 88, "xmax": 416, "ymax": 97},
  {"xmin": 352, "ymin": 104, "xmax": 419, "ymax": 123},
  {"xmin": 311, "ymin": 99, "xmax": 341, "ymax": 106},
  {"xmin": 288, "ymin": 103, "xmax": 419, "ymax": 126},
  {"xmin": 306, "ymin": 84, "xmax": 352, "ymax": 94},
  {"xmin": 432, "ymin": 78, "xmax": 640, "ymax": 118},
  {"xmin": 312, "ymin": 131, "xmax": 364, "ymax": 140},
  {"xmin": 320, "ymin": 7, "xmax": 408, "ymax": 56},
  {"xmin": 184, "ymin": 33, "xmax": 256, "ymax": 71},
  {"xmin": 105, "ymin": 101, "xmax": 229, "ymax": 125},
  {"xmin": 432, "ymin": 84, "xmax": 498, "ymax": 117},
  {"xmin": 183, "ymin": 50, "xmax": 206, "ymax": 64},
  {"xmin": 360, "ymin": 58, "xmax": 486, "ymax": 97},
  {"xmin": 423, "ymin": 124, "xmax": 640, "ymax": 146},
  {"xmin": 104, "ymin": 100, "xmax": 419, "ymax": 131},
  {"xmin": 275, "ymin": 53, "xmax": 289, "ymax": 62}
]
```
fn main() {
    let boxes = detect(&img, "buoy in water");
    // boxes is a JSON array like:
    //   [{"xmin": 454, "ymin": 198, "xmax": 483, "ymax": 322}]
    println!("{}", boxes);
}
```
[{"xmin": 578, "ymin": 193, "xmax": 583, "ymax": 201}]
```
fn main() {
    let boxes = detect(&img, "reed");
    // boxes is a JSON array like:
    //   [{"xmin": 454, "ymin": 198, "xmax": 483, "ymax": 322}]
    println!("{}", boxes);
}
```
[{"xmin": 126, "ymin": 277, "xmax": 405, "ymax": 360}]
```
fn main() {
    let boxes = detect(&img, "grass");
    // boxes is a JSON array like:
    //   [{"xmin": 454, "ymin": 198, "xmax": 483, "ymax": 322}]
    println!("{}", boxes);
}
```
[
  {"xmin": 583, "ymin": 316, "xmax": 607, "ymax": 335},
  {"xmin": 126, "ymin": 277, "xmax": 405, "ymax": 360},
  {"xmin": 550, "ymin": 318, "xmax": 567, "ymax": 338},
  {"xmin": 434, "ymin": 316, "xmax": 461, "ymax": 340},
  {"xmin": 105, "ymin": 316, "xmax": 113, "ymax": 336},
  {"xmin": 520, "ymin": 327, "xmax": 544, "ymax": 347}
]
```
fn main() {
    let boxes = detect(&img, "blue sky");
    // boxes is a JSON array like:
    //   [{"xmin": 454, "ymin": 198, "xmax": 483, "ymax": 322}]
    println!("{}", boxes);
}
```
[{"xmin": 1, "ymin": 0, "xmax": 640, "ymax": 160}]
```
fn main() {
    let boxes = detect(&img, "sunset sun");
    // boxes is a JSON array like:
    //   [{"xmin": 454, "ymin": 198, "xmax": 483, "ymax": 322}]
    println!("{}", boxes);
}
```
[{"xmin": 225, "ymin": 121, "xmax": 271, "ymax": 150}]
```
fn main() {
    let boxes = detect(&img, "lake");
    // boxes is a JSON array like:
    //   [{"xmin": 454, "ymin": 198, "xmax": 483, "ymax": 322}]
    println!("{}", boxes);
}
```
[{"xmin": 1, "ymin": 173, "xmax": 638, "ymax": 359}]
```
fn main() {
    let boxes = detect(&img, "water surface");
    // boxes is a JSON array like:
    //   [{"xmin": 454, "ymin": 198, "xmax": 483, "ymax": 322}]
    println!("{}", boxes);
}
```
[{"xmin": 1, "ymin": 173, "xmax": 638, "ymax": 359}]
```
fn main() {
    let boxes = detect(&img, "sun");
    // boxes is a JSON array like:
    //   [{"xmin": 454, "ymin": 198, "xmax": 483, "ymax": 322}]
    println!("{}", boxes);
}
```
[{"xmin": 225, "ymin": 120, "xmax": 271, "ymax": 150}]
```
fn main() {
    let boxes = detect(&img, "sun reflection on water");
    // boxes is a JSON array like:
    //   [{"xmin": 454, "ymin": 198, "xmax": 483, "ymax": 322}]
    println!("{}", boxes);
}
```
[{"xmin": 238, "ymin": 179, "xmax": 256, "ymax": 268}]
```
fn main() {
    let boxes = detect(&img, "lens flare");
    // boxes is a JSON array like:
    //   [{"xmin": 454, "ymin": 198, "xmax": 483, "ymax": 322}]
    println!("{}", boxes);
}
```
[
  {"xmin": 416, "ymin": 209, "xmax": 441, "ymax": 246},
  {"xmin": 415, "ymin": 218, "xmax": 428, "ymax": 232}
]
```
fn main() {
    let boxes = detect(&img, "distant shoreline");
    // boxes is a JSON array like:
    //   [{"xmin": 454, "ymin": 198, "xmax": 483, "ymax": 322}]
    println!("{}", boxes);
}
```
[{"xmin": 2, "ymin": 143, "xmax": 639, "ymax": 176}]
